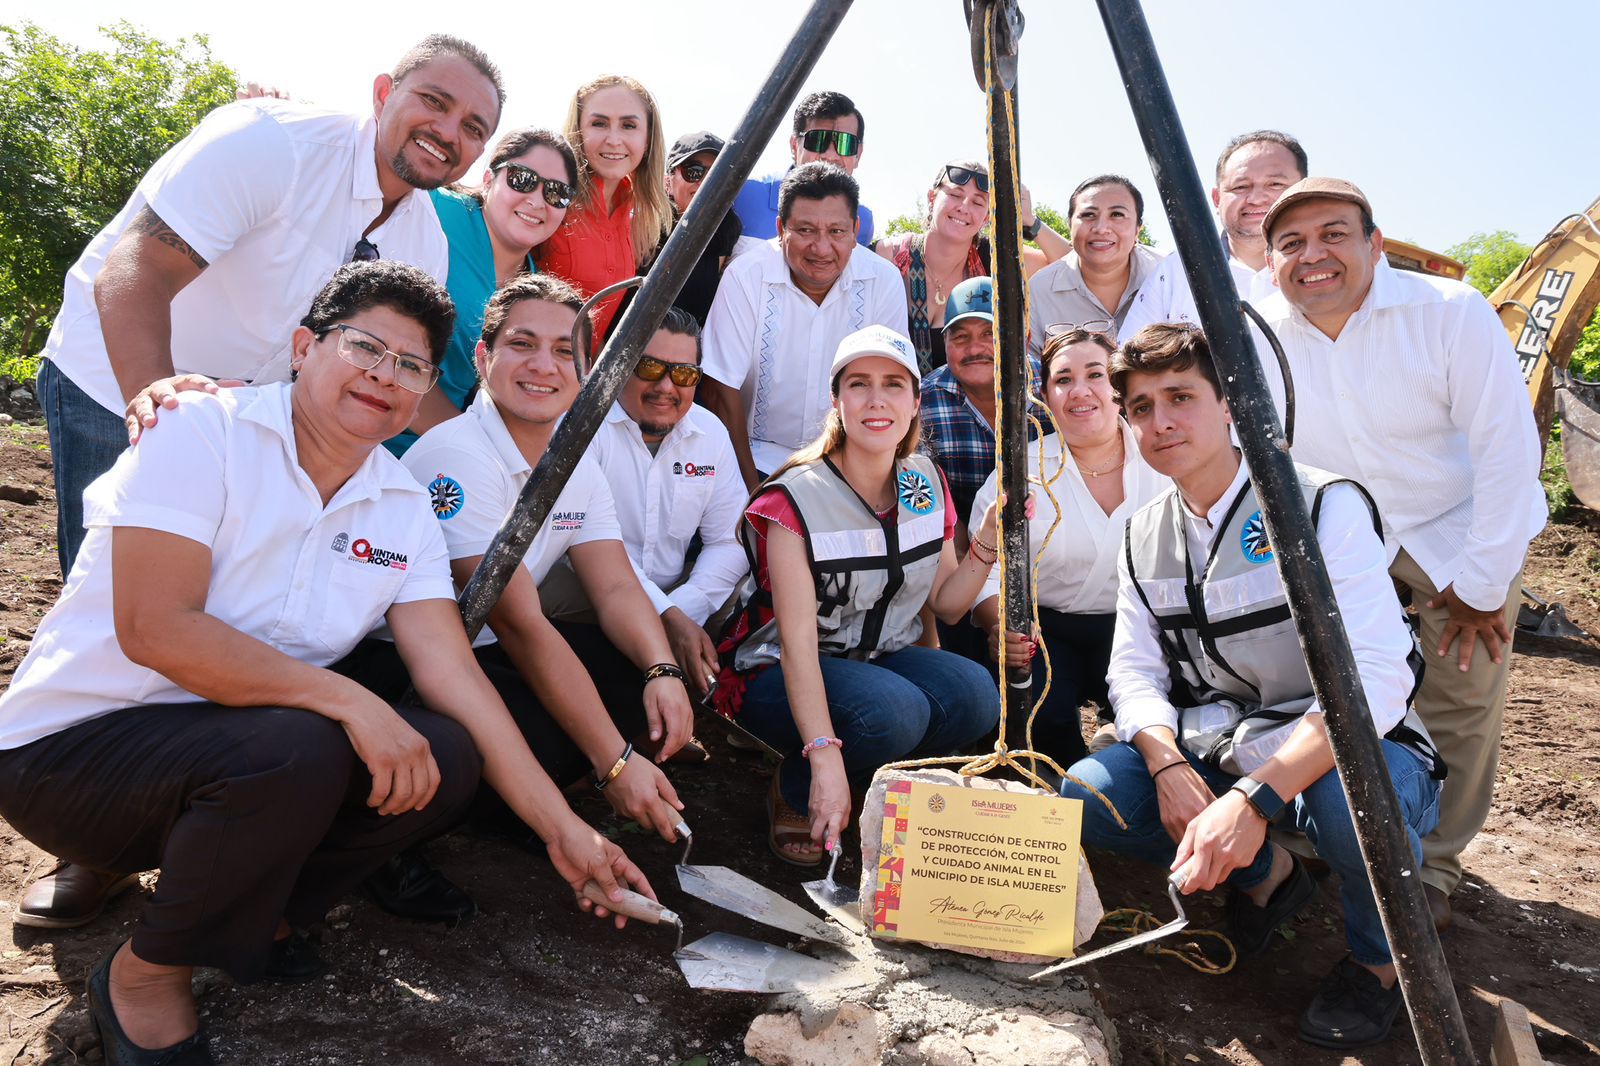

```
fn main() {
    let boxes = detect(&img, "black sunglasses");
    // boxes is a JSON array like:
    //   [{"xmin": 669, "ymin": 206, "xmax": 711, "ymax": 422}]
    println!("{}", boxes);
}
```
[
  {"xmin": 495, "ymin": 163, "xmax": 576, "ymax": 209},
  {"xmin": 944, "ymin": 165, "xmax": 990, "ymax": 194},
  {"xmin": 677, "ymin": 162, "xmax": 708, "ymax": 184},
  {"xmin": 634, "ymin": 356, "xmax": 703, "ymax": 387},
  {"xmin": 799, "ymin": 128, "xmax": 861, "ymax": 157},
  {"xmin": 351, "ymin": 238, "xmax": 380, "ymax": 263}
]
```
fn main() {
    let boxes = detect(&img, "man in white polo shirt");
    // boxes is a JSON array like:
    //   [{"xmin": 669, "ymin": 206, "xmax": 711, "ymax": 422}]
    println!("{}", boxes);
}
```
[
  {"xmin": 541, "ymin": 308, "xmax": 746, "ymax": 697},
  {"xmin": 1259, "ymin": 177, "xmax": 1545, "ymax": 933},
  {"xmin": 35, "ymin": 33, "xmax": 503, "ymax": 577},
  {"xmin": 400, "ymin": 274, "xmax": 693, "ymax": 843},
  {"xmin": 1121, "ymin": 129, "xmax": 1306, "ymax": 337},
  {"xmin": 701, "ymin": 161, "xmax": 908, "ymax": 487}
]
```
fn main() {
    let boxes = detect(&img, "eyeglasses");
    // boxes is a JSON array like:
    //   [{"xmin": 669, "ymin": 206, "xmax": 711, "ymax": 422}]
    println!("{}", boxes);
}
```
[
  {"xmin": 676, "ymin": 162, "xmax": 708, "ymax": 184},
  {"xmin": 351, "ymin": 238, "xmax": 380, "ymax": 263},
  {"xmin": 799, "ymin": 128, "xmax": 861, "ymax": 157},
  {"xmin": 634, "ymin": 355, "xmax": 703, "ymax": 387},
  {"xmin": 1046, "ymin": 320, "xmax": 1113, "ymax": 337},
  {"xmin": 943, "ymin": 165, "xmax": 989, "ymax": 194},
  {"xmin": 319, "ymin": 323, "xmax": 440, "ymax": 394},
  {"xmin": 494, "ymin": 163, "xmax": 576, "ymax": 209}
]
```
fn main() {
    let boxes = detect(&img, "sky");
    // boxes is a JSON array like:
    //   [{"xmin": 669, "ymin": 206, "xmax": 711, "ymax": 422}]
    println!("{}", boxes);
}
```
[{"xmin": 6, "ymin": 0, "xmax": 1596, "ymax": 256}]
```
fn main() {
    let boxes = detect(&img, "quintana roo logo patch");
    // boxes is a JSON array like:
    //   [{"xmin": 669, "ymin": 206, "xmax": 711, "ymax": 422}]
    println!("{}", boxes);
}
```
[
  {"xmin": 1240, "ymin": 509, "xmax": 1274, "ymax": 564},
  {"xmin": 428, "ymin": 475, "xmax": 465, "ymax": 520},
  {"xmin": 897, "ymin": 469, "xmax": 936, "ymax": 515}
]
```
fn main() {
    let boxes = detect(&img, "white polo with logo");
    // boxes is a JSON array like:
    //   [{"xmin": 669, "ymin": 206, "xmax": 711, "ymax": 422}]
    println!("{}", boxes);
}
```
[
  {"xmin": 539, "ymin": 401, "xmax": 747, "ymax": 624},
  {"xmin": 402, "ymin": 390, "xmax": 622, "ymax": 647},
  {"xmin": 40, "ymin": 100, "xmax": 448, "ymax": 413},
  {"xmin": 0, "ymin": 384, "xmax": 455, "ymax": 749}
]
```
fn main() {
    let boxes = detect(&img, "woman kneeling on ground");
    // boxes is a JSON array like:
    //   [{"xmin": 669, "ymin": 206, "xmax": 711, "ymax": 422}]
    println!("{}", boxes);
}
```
[
  {"xmin": 0, "ymin": 261, "xmax": 653, "ymax": 1064},
  {"xmin": 714, "ymin": 325, "xmax": 1001, "ymax": 865}
]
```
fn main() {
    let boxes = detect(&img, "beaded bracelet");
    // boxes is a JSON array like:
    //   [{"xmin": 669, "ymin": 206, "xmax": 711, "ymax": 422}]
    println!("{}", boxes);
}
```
[{"xmin": 800, "ymin": 736, "xmax": 844, "ymax": 759}]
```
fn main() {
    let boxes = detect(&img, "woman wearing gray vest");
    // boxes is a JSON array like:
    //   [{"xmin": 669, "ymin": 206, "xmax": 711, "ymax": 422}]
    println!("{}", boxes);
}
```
[
  {"xmin": 713, "ymin": 326, "xmax": 1000, "ymax": 865},
  {"xmin": 1059, "ymin": 325, "xmax": 1442, "ymax": 1050}
]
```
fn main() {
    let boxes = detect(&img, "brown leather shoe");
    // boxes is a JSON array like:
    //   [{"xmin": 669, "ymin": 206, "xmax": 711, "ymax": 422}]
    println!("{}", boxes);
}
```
[
  {"xmin": 1424, "ymin": 884, "xmax": 1453, "ymax": 934},
  {"xmin": 15, "ymin": 863, "xmax": 141, "ymax": 929}
]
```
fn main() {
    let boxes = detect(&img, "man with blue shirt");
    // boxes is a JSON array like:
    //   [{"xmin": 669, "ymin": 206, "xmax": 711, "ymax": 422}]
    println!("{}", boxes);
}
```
[{"xmin": 730, "ymin": 91, "xmax": 875, "ymax": 257}]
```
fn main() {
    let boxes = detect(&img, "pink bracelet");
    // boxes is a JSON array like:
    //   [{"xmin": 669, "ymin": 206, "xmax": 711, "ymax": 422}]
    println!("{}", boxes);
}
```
[{"xmin": 800, "ymin": 736, "xmax": 844, "ymax": 759}]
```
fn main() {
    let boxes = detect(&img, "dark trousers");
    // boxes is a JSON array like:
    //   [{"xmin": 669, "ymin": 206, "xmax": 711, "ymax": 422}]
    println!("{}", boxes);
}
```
[
  {"xmin": 336, "ymin": 633, "xmax": 647, "ymax": 791},
  {"xmin": 1022, "ymin": 609, "xmax": 1116, "ymax": 767},
  {"xmin": 0, "ymin": 702, "xmax": 480, "ymax": 982}
]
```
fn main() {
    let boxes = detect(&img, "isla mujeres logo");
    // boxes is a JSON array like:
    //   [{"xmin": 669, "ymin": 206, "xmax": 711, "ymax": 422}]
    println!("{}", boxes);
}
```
[
  {"xmin": 1240, "ymin": 509, "xmax": 1273, "ymax": 565},
  {"xmin": 428, "ymin": 475, "xmax": 465, "ymax": 520},
  {"xmin": 897, "ymin": 469, "xmax": 935, "ymax": 515}
]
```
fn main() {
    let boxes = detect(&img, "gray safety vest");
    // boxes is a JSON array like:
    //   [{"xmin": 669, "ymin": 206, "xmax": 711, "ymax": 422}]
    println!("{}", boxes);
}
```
[
  {"xmin": 730, "ymin": 454, "xmax": 946, "ymax": 671},
  {"xmin": 1124, "ymin": 465, "xmax": 1443, "ymax": 778}
]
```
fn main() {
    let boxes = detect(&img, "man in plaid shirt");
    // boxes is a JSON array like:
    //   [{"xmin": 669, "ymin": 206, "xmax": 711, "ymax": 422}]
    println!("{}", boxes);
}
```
[{"xmin": 919, "ymin": 277, "xmax": 1036, "ymax": 531}]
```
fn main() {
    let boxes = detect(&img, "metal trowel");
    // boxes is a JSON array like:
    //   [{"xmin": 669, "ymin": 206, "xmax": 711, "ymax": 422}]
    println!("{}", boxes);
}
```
[
  {"xmin": 1028, "ymin": 872, "xmax": 1190, "ymax": 979},
  {"xmin": 673, "ymin": 823, "xmax": 855, "ymax": 947},
  {"xmin": 801, "ymin": 842, "xmax": 864, "ymax": 934},
  {"xmin": 580, "ymin": 881, "xmax": 865, "ymax": 993}
]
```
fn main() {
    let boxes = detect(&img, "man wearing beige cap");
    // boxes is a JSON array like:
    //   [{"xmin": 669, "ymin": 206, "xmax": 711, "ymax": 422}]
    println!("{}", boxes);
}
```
[{"xmin": 1258, "ymin": 177, "xmax": 1545, "ymax": 933}]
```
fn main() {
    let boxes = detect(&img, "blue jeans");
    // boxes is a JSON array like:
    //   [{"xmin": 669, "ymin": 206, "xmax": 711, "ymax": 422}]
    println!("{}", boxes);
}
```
[
  {"xmin": 37, "ymin": 360, "xmax": 128, "ymax": 577},
  {"xmin": 1060, "ymin": 738, "xmax": 1441, "ymax": 966},
  {"xmin": 740, "ymin": 645, "xmax": 1001, "ymax": 814}
]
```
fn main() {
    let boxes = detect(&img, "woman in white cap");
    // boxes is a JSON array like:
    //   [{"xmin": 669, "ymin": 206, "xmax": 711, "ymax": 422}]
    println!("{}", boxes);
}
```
[{"xmin": 713, "ymin": 325, "xmax": 1001, "ymax": 864}]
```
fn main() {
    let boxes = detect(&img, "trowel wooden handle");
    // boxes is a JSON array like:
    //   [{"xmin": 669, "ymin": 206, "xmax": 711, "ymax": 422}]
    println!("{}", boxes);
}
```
[{"xmin": 580, "ymin": 881, "xmax": 679, "ymax": 926}]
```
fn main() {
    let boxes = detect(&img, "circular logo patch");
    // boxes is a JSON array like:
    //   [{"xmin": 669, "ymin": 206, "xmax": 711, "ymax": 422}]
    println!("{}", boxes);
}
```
[
  {"xmin": 428, "ymin": 475, "xmax": 465, "ymax": 520},
  {"xmin": 897, "ymin": 469, "xmax": 936, "ymax": 515},
  {"xmin": 927, "ymin": 792, "xmax": 947, "ymax": 814},
  {"xmin": 1240, "ymin": 509, "xmax": 1273, "ymax": 564}
]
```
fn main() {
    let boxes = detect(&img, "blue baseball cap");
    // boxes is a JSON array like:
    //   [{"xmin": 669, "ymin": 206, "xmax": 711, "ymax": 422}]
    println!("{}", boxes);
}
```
[{"xmin": 942, "ymin": 276, "xmax": 994, "ymax": 332}]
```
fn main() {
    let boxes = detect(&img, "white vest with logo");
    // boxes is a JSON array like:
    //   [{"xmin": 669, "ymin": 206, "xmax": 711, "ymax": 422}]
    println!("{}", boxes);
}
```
[
  {"xmin": 731, "ymin": 454, "xmax": 946, "ymax": 671},
  {"xmin": 1124, "ymin": 465, "xmax": 1442, "ymax": 777}
]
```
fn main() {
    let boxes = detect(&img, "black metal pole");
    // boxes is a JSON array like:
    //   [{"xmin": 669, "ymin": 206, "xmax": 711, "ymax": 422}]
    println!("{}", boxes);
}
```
[
  {"xmin": 972, "ymin": 1, "xmax": 1035, "ymax": 720},
  {"xmin": 456, "ymin": 0, "xmax": 857, "ymax": 637},
  {"xmin": 1094, "ymin": 2, "xmax": 1476, "ymax": 1062}
]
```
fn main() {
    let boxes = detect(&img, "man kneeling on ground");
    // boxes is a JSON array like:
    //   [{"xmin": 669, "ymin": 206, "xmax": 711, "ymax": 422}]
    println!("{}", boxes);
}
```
[{"xmin": 1057, "ymin": 324, "xmax": 1443, "ymax": 1050}]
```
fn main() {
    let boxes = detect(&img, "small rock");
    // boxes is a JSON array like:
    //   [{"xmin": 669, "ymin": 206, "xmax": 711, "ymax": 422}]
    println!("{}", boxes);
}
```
[
  {"xmin": 0, "ymin": 485, "xmax": 43, "ymax": 505},
  {"xmin": 633, "ymin": 993, "xmax": 649, "ymax": 1004},
  {"xmin": 0, "ymin": 412, "xmax": 12, "ymax": 425},
  {"xmin": 9, "ymin": 388, "xmax": 31, "ymax": 405}
]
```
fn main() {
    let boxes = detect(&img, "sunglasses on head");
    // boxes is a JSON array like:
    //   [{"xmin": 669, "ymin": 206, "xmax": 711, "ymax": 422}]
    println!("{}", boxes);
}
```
[
  {"xmin": 634, "ymin": 355, "xmax": 702, "ymax": 387},
  {"xmin": 799, "ymin": 128, "xmax": 861, "ymax": 157},
  {"xmin": 351, "ymin": 238, "xmax": 380, "ymax": 263},
  {"xmin": 494, "ymin": 163, "xmax": 576, "ymax": 209},
  {"xmin": 1045, "ymin": 319, "xmax": 1113, "ymax": 337},
  {"xmin": 943, "ymin": 165, "xmax": 990, "ymax": 194},
  {"xmin": 677, "ymin": 162, "xmax": 708, "ymax": 184}
]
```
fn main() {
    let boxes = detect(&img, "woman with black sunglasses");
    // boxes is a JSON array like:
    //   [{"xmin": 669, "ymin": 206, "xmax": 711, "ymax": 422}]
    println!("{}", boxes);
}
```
[
  {"xmin": 386, "ymin": 127, "xmax": 579, "ymax": 456},
  {"xmin": 874, "ymin": 160, "xmax": 1068, "ymax": 372}
]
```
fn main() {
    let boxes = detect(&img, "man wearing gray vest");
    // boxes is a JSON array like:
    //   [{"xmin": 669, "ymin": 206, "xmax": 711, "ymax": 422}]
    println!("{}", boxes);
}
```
[{"xmin": 1058, "ymin": 324, "xmax": 1442, "ymax": 1050}]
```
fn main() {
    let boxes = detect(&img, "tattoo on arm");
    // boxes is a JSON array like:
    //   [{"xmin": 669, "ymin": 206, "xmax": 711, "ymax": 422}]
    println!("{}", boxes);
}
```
[{"xmin": 130, "ymin": 207, "xmax": 208, "ymax": 271}]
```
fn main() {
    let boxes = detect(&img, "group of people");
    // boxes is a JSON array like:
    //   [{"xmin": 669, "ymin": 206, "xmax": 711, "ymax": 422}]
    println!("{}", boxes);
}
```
[{"xmin": 0, "ymin": 32, "xmax": 1545, "ymax": 1061}]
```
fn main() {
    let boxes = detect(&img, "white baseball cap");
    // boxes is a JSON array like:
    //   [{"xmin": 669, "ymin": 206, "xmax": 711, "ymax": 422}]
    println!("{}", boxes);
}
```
[{"xmin": 830, "ymin": 325, "xmax": 921, "ymax": 385}]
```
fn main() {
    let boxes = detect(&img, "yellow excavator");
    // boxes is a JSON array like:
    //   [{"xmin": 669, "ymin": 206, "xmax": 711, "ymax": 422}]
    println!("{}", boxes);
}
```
[{"xmin": 1489, "ymin": 196, "xmax": 1600, "ymax": 510}]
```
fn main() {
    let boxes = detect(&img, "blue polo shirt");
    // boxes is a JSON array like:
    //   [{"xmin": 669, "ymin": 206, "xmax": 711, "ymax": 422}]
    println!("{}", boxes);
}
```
[{"xmin": 732, "ymin": 168, "xmax": 875, "ymax": 245}]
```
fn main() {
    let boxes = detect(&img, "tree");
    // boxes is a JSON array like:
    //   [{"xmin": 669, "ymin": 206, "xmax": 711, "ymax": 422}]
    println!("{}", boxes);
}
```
[
  {"xmin": 1446, "ymin": 230, "xmax": 1531, "ymax": 297},
  {"xmin": 0, "ymin": 21, "xmax": 236, "ymax": 369}
]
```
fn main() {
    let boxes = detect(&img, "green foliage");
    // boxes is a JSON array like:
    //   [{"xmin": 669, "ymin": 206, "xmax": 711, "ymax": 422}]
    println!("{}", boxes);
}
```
[
  {"xmin": 1542, "ymin": 420, "xmax": 1578, "ymax": 524},
  {"xmin": 1572, "ymin": 309, "xmax": 1600, "ymax": 381},
  {"xmin": 1446, "ymin": 230, "xmax": 1531, "ymax": 297},
  {"xmin": 883, "ymin": 206, "xmax": 925, "ymax": 237},
  {"xmin": 0, "ymin": 21, "xmax": 236, "ymax": 367}
]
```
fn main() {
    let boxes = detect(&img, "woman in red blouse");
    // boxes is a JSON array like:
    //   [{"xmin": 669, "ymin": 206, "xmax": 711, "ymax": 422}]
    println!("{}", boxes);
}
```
[{"xmin": 537, "ymin": 75, "xmax": 671, "ymax": 348}]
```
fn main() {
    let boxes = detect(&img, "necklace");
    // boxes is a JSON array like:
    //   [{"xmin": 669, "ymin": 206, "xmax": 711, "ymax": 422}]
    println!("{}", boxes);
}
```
[{"xmin": 1074, "ymin": 438, "xmax": 1126, "ymax": 478}]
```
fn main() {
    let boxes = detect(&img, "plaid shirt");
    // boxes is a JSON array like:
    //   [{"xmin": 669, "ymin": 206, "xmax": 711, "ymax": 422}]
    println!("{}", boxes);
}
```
[{"xmin": 919, "ymin": 361, "xmax": 1039, "ymax": 524}]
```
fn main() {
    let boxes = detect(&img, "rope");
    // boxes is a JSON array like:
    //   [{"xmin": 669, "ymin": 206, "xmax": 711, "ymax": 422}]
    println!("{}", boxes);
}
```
[
  {"xmin": 882, "ymin": 9, "xmax": 1123, "ymax": 833},
  {"xmin": 1096, "ymin": 908, "xmax": 1238, "ymax": 975}
]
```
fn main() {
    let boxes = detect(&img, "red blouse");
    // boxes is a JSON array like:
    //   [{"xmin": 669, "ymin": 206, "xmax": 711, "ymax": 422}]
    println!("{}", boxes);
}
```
[{"xmin": 535, "ymin": 175, "xmax": 637, "ymax": 349}]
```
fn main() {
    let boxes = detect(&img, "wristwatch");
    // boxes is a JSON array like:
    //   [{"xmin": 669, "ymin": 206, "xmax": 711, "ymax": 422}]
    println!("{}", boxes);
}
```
[
  {"xmin": 1230, "ymin": 776, "xmax": 1286, "ymax": 822},
  {"xmin": 1021, "ymin": 218, "xmax": 1043, "ymax": 241}
]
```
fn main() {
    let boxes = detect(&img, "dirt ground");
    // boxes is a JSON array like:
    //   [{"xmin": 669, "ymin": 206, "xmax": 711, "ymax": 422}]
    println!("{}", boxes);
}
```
[{"xmin": 1, "ymin": 415, "xmax": 1597, "ymax": 1065}]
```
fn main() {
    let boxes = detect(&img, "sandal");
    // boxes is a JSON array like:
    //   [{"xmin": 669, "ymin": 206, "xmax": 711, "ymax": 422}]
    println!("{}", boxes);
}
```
[{"xmin": 766, "ymin": 776, "xmax": 824, "ymax": 867}]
